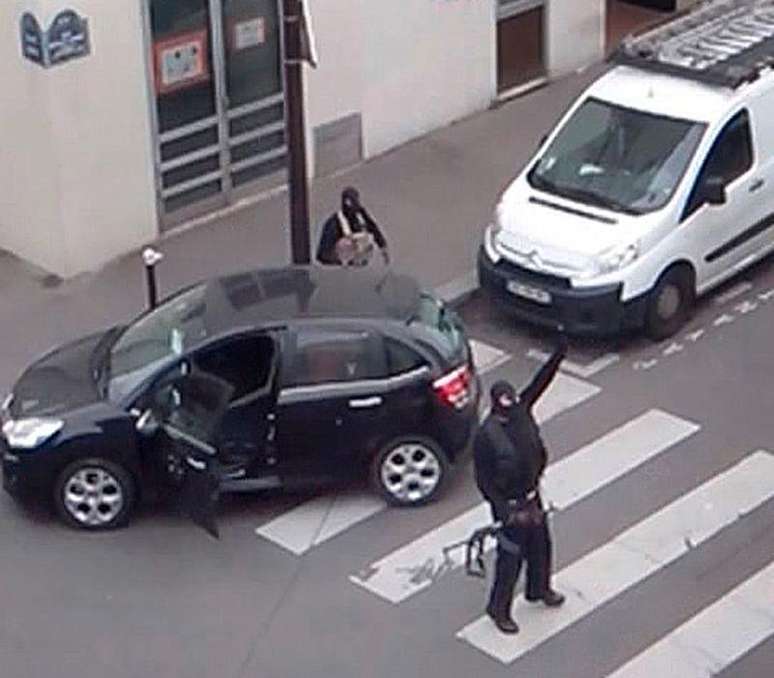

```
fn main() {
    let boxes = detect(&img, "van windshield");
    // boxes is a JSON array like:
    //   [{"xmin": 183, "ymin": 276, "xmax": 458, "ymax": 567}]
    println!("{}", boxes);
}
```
[{"xmin": 528, "ymin": 98, "xmax": 706, "ymax": 215}]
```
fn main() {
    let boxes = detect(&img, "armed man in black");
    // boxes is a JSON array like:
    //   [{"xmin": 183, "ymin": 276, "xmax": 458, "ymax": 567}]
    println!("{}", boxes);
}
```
[{"xmin": 473, "ymin": 332, "xmax": 568, "ymax": 634}]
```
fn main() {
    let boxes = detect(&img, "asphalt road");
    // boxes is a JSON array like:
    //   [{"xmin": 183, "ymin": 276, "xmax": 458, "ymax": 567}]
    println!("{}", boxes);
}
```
[{"xmin": 1, "ymin": 259, "xmax": 773, "ymax": 678}]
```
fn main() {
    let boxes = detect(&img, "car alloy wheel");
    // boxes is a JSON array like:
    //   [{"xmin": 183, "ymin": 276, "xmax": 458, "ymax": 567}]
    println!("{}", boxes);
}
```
[
  {"xmin": 55, "ymin": 458, "xmax": 136, "ymax": 530},
  {"xmin": 373, "ymin": 438, "xmax": 449, "ymax": 506}
]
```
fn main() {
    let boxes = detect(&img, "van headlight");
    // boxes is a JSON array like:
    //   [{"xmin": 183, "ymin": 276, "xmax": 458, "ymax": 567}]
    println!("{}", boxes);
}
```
[
  {"xmin": 580, "ymin": 242, "xmax": 639, "ymax": 279},
  {"xmin": 483, "ymin": 208, "xmax": 504, "ymax": 263},
  {"xmin": 2, "ymin": 418, "xmax": 63, "ymax": 449}
]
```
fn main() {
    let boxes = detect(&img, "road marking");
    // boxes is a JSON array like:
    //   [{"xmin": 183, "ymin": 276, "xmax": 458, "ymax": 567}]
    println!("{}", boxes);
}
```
[
  {"xmin": 662, "ymin": 342, "xmax": 684, "ymax": 357},
  {"xmin": 527, "ymin": 348, "xmax": 619, "ymax": 379},
  {"xmin": 759, "ymin": 287, "xmax": 774, "ymax": 302},
  {"xmin": 684, "ymin": 329, "xmax": 705, "ymax": 342},
  {"xmin": 350, "ymin": 408, "xmax": 694, "ymax": 604},
  {"xmin": 457, "ymin": 451, "xmax": 774, "ymax": 665},
  {"xmin": 713, "ymin": 313, "xmax": 735, "ymax": 327},
  {"xmin": 541, "ymin": 410, "xmax": 699, "ymax": 511},
  {"xmin": 469, "ymin": 339, "xmax": 510, "ymax": 374},
  {"xmin": 606, "ymin": 561, "xmax": 774, "ymax": 677},
  {"xmin": 734, "ymin": 300, "xmax": 758, "ymax": 315},
  {"xmin": 255, "ymin": 490, "xmax": 385, "ymax": 555},
  {"xmin": 714, "ymin": 281, "xmax": 753, "ymax": 305},
  {"xmin": 632, "ymin": 359, "xmax": 658, "ymax": 371}
]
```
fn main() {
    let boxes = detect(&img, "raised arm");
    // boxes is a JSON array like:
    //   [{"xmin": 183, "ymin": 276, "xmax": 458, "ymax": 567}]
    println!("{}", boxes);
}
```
[{"xmin": 519, "ymin": 335, "xmax": 568, "ymax": 409}]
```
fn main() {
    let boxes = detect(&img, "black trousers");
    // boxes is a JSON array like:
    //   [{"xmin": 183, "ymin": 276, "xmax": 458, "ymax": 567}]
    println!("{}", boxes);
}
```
[{"xmin": 487, "ymin": 504, "xmax": 553, "ymax": 616}]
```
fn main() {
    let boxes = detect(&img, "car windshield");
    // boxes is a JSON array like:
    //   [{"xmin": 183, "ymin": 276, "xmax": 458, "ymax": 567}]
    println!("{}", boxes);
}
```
[
  {"xmin": 528, "ymin": 98, "xmax": 706, "ymax": 215},
  {"xmin": 409, "ymin": 293, "xmax": 464, "ymax": 360},
  {"xmin": 106, "ymin": 284, "xmax": 208, "ymax": 402}
]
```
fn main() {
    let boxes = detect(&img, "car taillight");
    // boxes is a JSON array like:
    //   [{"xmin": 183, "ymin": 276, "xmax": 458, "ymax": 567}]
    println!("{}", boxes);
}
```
[{"xmin": 433, "ymin": 364, "xmax": 472, "ymax": 410}]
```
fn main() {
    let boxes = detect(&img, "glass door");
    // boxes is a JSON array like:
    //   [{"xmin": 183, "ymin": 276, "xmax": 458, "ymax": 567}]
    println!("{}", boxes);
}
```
[
  {"xmin": 146, "ymin": 0, "xmax": 286, "ymax": 228},
  {"xmin": 222, "ymin": 0, "xmax": 287, "ymax": 193}
]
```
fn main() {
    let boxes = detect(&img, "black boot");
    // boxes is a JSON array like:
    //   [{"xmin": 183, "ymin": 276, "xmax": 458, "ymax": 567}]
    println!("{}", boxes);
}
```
[
  {"xmin": 486, "ymin": 600, "xmax": 519, "ymax": 634},
  {"xmin": 526, "ymin": 589, "xmax": 565, "ymax": 607}
]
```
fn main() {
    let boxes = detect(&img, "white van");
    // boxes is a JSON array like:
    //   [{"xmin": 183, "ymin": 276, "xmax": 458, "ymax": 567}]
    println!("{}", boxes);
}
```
[{"xmin": 479, "ymin": 0, "xmax": 774, "ymax": 338}]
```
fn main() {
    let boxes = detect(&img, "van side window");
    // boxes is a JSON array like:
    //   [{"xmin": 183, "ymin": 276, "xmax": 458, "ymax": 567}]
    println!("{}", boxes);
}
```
[{"xmin": 683, "ymin": 110, "xmax": 753, "ymax": 219}]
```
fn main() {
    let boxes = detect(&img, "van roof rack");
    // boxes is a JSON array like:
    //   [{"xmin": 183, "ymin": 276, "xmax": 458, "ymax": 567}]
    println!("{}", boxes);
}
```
[{"xmin": 611, "ymin": 0, "xmax": 774, "ymax": 89}]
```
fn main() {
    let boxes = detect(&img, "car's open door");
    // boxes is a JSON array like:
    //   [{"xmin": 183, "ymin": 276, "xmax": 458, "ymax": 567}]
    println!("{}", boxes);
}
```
[{"xmin": 141, "ymin": 371, "xmax": 234, "ymax": 538}]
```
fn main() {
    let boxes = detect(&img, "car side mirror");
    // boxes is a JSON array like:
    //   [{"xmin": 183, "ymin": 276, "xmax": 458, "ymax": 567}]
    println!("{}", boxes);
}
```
[
  {"xmin": 702, "ymin": 176, "xmax": 727, "ymax": 206},
  {"xmin": 135, "ymin": 408, "xmax": 159, "ymax": 436}
]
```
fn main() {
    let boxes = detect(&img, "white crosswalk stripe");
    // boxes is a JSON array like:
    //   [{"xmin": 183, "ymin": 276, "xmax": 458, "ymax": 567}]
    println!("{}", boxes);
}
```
[
  {"xmin": 255, "ymin": 490, "xmax": 386, "ymax": 555},
  {"xmin": 255, "ymin": 338, "xmax": 516, "ymax": 555},
  {"xmin": 350, "ymin": 409, "xmax": 697, "ymax": 604},
  {"xmin": 606, "ymin": 561, "xmax": 774, "ymax": 678},
  {"xmin": 457, "ymin": 451, "xmax": 774, "ymax": 665}
]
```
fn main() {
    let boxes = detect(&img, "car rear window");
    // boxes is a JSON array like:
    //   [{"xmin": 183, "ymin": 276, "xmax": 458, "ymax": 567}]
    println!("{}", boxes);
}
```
[
  {"xmin": 409, "ymin": 294, "xmax": 464, "ymax": 360},
  {"xmin": 385, "ymin": 338, "xmax": 426, "ymax": 376}
]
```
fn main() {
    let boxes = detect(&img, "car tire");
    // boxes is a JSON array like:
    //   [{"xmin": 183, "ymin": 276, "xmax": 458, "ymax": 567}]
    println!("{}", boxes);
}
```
[
  {"xmin": 370, "ymin": 436, "xmax": 450, "ymax": 507},
  {"xmin": 645, "ymin": 267, "xmax": 694, "ymax": 341},
  {"xmin": 54, "ymin": 458, "xmax": 136, "ymax": 531}
]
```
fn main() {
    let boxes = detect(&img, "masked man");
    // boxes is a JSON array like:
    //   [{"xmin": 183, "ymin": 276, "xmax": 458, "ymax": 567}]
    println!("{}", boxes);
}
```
[
  {"xmin": 316, "ymin": 187, "xmax": 389, "ymax": 266},
  {"xmin": 473, "ymin": 332, "xmax": 568, "ymax": 634}
]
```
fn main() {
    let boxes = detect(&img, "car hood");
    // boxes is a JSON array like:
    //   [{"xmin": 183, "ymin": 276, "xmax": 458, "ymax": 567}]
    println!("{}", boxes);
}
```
[
  {"xmin": 9, "ymin": 329, "xmax": 117, "ymax": 418},
  {"xmin": 497, "ymin": 186, "xmax": 641, "ymax": 276}
]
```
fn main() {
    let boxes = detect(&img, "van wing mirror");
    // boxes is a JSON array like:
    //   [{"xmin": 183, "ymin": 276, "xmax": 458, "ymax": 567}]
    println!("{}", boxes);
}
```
[{"xmin": 702, "ymin": 176, "xmax": 727, "ymax": 206}]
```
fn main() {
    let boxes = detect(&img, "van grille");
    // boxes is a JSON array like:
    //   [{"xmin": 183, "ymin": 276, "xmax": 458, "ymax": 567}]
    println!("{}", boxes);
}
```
[{"xmin": 494, "ymin": 259, "xmax": 571, "ymax": 289}]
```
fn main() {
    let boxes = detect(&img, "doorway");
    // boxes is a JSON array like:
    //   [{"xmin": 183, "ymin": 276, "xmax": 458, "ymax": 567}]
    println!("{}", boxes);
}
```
[
  {"xmin": 144, "ymin": 0, "xmax": 287, "ymax": 229},
  {"xmin": 496, "ymin": 0, "xmax": 547, "ymax": 97}
]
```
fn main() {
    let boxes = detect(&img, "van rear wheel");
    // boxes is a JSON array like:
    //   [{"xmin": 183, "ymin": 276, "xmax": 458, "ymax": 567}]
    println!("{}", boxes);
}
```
[{"xmin": 645, "ymin": 268, "xmax": 693, "ymax": 341}]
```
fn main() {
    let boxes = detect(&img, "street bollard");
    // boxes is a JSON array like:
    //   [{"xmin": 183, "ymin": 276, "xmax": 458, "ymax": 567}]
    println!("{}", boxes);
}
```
[{"xmin": 142, "ymin": 247, "xmax": 164, "ymax": 310}]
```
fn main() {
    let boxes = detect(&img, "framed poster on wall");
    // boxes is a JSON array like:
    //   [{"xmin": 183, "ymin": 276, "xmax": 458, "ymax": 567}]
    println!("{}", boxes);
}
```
[{"xmin": 153, "ymin": 29, "xmax": 210, "ymax": 95}]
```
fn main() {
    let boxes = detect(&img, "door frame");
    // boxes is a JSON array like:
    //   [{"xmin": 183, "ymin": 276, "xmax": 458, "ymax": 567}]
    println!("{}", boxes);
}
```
[{"xmin": 139, "ymin": 0, "xmax": 289, "ymax": 232}]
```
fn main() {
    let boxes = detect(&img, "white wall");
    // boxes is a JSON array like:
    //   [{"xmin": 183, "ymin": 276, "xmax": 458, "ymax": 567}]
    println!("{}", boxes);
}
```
[
  {"xmin": 306, "ymin": 0, "xmax": 496, "ymax": 161},
  {"xmin": 0, "ymin": 0, "xmax": 65, "ymax": 273},
  {"xmin": 546, "ymin": 0, "xmax": 605, "ymax": 78},
  {"xmin": 0, "ymin": 0, "xmax": 157, "ymax": 277}
]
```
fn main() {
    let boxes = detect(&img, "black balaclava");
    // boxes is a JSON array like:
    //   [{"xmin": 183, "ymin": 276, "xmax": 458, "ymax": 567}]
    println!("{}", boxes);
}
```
[
  {"xmin": 341, "ymin": 186, "xmax": 361, "ymax": 222},
  {"xmin": 490, "ymin": 380, "xmax": 517, "ymax": 419}
]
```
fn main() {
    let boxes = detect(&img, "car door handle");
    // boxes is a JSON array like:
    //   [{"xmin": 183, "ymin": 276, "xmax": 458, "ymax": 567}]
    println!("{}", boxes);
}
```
[
  {"xmin": 348, "ymin": 396, "xmax": 383, "ymax": 409},
  {"xmin": 749, "ymin": 178, "xmax": 765, "ymax": 193}
]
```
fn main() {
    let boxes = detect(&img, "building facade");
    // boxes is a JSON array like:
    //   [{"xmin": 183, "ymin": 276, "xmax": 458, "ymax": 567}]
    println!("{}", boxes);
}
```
[{"xmin": 1, "ymin": 0, "xmax": 695, "ymax": 276}]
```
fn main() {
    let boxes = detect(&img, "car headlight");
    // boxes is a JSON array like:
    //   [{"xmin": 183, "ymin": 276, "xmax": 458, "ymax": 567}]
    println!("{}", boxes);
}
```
[
  {"xmin": 2, "ymin": 418, "xmax": 63, "ymax": 449},
  {"xmin": 579, "ymin": 242, "xmax": 639, "ymax": 279}
]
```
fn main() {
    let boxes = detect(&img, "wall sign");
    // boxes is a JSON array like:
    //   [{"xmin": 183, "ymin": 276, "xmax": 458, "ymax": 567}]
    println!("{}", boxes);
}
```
[
  {"xmin": 233, "ymin": 17, "xmax": 266, "ymax": 50},
  {"xmin": 153, "ymin": 30, "xmax": 210, "ymax": 95},
  {"xmin": 19, "ymin": 9, "xmax": 91, "ymax": 68}
]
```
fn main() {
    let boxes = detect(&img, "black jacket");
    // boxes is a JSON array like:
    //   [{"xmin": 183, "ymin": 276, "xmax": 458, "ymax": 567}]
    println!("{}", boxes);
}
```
[
  {"xmin": 316, "ymin": 208, "xmax": 388, "ymax": 265},
  {"xmin": 473, "ymin": 344, "xmax": 566, "ymax": 519}
]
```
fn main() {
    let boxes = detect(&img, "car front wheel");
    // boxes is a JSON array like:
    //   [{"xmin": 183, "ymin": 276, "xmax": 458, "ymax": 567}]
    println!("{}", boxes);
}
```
[
  {"xmin": 645, "ymin": 267, "xmax": 694, "ymax": 341},
  {"xmin": 54, "ymin": 458, "xmax": 136, "ymax": 530},
  {"xmin": 371, "ymin": 437, "xmax": 449, "ymax": 507}
]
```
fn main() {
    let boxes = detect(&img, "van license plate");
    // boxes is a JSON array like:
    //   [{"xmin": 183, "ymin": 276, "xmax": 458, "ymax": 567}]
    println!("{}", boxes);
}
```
[{"xmin": 506, "ymin": 280, "xmax": 552, "ymax": 305}]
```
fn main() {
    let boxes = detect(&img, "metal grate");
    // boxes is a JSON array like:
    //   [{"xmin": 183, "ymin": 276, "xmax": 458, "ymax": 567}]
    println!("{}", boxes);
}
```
[{"xmin": 612, "ymin": 0, "xmax": 774, "ymax": 88}]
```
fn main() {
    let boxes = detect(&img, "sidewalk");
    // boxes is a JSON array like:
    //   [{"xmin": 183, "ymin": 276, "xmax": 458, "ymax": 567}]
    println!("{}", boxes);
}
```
[{"xmin": 0, "ymin": 65, "xmax": 604, "ymax": 392}]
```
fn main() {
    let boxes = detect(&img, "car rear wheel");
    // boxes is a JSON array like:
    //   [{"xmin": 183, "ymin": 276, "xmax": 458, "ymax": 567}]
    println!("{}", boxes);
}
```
[
  {"xmin": 645, "ymin": 267, "xmax": 694, "ymax": 341},
  {"xmin": 54, "ymin": 458, "xmax": 136, "ymax": 530},
  {"xmin": 371, "ymin": 437, "xmax": 449, "ymax": 507}
]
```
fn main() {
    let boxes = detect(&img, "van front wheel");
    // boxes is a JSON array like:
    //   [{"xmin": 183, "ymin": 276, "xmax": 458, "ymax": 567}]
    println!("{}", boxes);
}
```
[{"xmin": 645, "ymin": 268, "xmax": 693, "ymax": 341}]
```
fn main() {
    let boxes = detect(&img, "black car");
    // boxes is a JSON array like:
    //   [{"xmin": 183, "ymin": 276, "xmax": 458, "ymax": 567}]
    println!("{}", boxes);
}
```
[{"xmin": 1, "ymin": 267, "xmax": 479, "ymax": 532}]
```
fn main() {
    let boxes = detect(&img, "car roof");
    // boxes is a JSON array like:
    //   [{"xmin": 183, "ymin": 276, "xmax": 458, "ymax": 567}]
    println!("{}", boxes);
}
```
[{"xmin": 198, "ymin": 266, "xmax": 422, "ymax": 334}]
